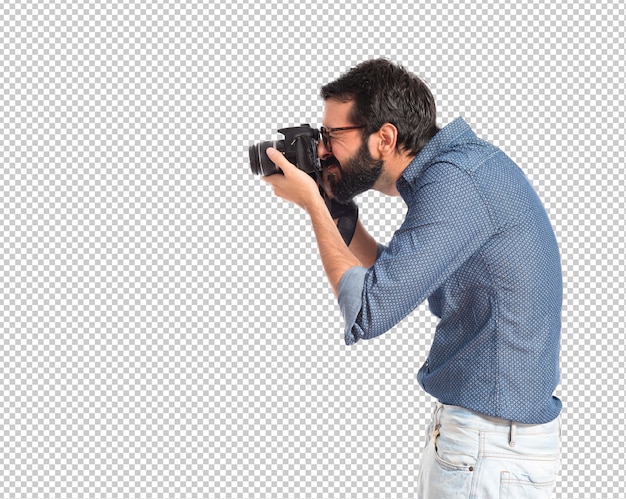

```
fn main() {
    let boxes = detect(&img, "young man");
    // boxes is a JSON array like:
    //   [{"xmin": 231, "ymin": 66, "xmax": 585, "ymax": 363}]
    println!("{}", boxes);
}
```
[{"xmin": 262, "ymin": 58, "xmax": 562, "ymax": 498}]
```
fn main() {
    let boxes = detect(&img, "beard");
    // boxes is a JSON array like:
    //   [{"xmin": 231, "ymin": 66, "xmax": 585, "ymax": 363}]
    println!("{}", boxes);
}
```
[{"xmin": 322, "ymin": 141, "xmax": 384, "ymax": 203}]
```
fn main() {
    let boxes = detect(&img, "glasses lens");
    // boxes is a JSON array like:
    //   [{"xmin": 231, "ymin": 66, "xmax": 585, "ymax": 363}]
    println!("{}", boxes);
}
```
[{"xmin": 320, "ymin": 127, "xmax": 331, "ymax": 152}]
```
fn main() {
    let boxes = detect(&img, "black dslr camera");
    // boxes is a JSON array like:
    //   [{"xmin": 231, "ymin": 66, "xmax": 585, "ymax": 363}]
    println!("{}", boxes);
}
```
[
  {"xmin": 249, "ymin": 124, "xmax": 321, "ymax": 177},
  {"xmin": 248, "ymin": 123, "xmax": 359, "ymax": 245}
]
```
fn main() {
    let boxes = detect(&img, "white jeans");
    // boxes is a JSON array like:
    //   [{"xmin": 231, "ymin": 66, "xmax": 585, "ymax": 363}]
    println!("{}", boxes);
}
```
[{"xmin": 417, "ymin": 403, "xmax": 561, "ymax": 498}]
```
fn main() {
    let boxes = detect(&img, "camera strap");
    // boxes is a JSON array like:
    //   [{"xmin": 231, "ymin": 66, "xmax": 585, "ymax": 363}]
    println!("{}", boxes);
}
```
[{"xmin": 315, "ymin": 170, "xmax": 358, "ymax": 246}]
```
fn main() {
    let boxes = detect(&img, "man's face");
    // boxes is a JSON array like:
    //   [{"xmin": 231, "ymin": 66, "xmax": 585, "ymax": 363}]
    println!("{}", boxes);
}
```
[{"xmin": 318, "ymin": 99, "xmax": 383, "ymax": 203}]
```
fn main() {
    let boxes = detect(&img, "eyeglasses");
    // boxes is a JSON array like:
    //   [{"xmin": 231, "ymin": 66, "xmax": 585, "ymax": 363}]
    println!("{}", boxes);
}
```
[{"xmin": 319, "ymin": 125, "xmax": 364, "ymax": 153}]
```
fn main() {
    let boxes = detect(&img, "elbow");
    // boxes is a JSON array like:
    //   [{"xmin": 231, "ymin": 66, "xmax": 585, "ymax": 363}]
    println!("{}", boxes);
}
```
[{"xmin": 346, "ymin": 310, "xmax": 390, "ymax": 344}]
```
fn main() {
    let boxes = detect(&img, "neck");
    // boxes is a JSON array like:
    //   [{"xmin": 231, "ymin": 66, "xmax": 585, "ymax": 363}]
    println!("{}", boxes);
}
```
[{"xmin": 375, "ymin": 151, "xmax": 415, "ymax": 197}]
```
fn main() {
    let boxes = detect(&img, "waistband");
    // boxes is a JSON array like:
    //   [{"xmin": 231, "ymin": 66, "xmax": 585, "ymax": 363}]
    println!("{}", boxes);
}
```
[{"xmin": 432, "ymin": 402, "xmax": 561, "ymax": 447}]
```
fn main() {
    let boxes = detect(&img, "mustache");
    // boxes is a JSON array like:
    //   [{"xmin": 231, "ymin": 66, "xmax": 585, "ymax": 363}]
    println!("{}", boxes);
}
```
[{"xmin": 321, "ymin": 157, "xmax": 341, "ymax": 169}]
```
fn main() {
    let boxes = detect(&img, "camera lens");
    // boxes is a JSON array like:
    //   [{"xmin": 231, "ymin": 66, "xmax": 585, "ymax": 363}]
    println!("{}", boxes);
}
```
[{"xmin": 248, "ymin": 140, "xmax": 284, "ymax": 176}]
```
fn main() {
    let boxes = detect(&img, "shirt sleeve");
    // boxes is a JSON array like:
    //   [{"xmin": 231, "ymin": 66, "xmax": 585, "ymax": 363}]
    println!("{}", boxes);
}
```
[
  {"xmin": 337, "ymin": 266, "xmax": 368, "ymax": 345},
  {"xmin": 341, "ymin": 163, "xmax": 494, "ymax": 344},
  {"xmin": 337, "ymin": 243, "xmax": 387, "ymax": 344}
]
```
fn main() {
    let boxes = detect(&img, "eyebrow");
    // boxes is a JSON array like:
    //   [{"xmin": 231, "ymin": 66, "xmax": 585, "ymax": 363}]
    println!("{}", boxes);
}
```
[{"xmin": 321, "ymin": 124, "xmax": 358, "ymax": 130}]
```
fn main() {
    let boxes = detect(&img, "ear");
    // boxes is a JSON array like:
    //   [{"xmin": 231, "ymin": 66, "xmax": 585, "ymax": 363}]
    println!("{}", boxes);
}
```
[{"xmin": 374, "ymin": 123, "xmax": 398, "ymax": 156}]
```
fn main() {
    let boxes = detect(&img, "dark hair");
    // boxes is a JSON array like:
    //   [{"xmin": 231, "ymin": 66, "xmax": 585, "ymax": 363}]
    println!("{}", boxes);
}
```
[{"xmin": 320, "ymin": 58, "xmax": 440, "ymax": 156}]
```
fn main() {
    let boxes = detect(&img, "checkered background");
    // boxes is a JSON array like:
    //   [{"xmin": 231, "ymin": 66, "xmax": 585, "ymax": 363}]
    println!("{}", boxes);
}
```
[{"xmin": 1, "ymin": 0, "xmax": 624, "ymax": 497}]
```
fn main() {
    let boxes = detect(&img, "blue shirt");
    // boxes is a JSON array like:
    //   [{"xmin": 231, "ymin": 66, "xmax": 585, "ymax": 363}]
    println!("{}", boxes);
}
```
[{"xmin": 337, "ymin": 118, "xmax": 562, "ymax": 424}]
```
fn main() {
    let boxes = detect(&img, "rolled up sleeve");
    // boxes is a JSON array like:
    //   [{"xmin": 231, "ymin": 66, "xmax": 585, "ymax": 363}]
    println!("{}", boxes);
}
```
[
  {"xmin": 337, "ymin": 265, "xmax": 368, "ymax": 345},
  {"xmin": 337, "ymin": 243, "xmax": 388, "ymax": 345}
]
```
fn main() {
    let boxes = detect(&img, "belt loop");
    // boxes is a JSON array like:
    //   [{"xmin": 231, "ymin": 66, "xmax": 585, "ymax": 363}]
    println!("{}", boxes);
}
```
[
  {"xmin": 509, "ymin": 421, "xmax": 516, "ymax": 447},
  {"xmin": 432, "ymin": 402, "xmax": 443, "ymax": 438}
]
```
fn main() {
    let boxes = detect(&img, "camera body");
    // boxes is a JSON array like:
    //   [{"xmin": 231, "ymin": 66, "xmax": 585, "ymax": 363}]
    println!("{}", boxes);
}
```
[{"xmin": 249, "ymin": 124, "xmax": 321, "ymax": 177}]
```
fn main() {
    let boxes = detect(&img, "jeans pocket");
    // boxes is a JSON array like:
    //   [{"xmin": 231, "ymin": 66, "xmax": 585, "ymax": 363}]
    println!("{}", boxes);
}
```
[
  {"xmin": 433, "ymin": 424, "xmax": 479, "ymax": 471},
  {"xmin": 418, "ymin": 431, "xmax": 476, "ymax": 499},
  {"xmin": 499, "ymin": 470, "xmax": 557, "ymax": 499}
]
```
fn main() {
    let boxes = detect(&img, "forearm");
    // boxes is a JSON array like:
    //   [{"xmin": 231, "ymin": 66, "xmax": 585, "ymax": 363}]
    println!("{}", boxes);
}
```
[
  {"xmin": 348, "ymin": 219, "xmax": 379, "ymax": 268},
  {"xmin": 308, "ymin": 197, "xmax": 364, "ymax": 296}
]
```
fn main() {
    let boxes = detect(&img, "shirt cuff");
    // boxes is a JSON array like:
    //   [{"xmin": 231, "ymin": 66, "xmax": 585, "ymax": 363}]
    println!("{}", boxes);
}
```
[{"xmin": 337, "ymin": 266, "xmax": 368, "ymax": 345}]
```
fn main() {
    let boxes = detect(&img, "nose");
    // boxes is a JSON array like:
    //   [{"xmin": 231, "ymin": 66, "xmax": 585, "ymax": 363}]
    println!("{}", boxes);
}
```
[{"xmin": 317, "ymin": 139, "xmax": 331, "ymax": 160}]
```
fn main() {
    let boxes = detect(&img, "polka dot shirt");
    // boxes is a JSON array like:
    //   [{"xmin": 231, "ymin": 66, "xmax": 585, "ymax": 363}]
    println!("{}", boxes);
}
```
[{"xmin": 338, "ymin": 118, "xmax": 562, "ymax": 424}]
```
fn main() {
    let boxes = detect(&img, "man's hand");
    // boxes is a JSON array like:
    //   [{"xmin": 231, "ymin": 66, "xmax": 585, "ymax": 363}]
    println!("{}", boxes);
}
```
[{"xmin": 261, "ymin": 148, "xmax": 325, "ymax": 213}]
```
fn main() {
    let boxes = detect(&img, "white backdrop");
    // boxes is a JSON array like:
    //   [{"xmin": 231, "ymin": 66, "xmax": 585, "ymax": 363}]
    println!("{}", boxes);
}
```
[{"xmin": 1, "ymin": 0, "xmax": 624, "ymax": 497}]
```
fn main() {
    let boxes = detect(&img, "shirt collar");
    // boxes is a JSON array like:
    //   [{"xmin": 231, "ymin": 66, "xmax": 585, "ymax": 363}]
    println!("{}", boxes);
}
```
[{"xmin": 397, "ymin": 117, "xmax": 475, "ymax": 202}]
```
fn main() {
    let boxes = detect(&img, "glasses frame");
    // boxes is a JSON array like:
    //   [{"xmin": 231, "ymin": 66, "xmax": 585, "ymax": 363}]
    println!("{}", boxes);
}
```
[{"xmin": 319, "ymin": 125, "xmax": 365, "ymax": 153}]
